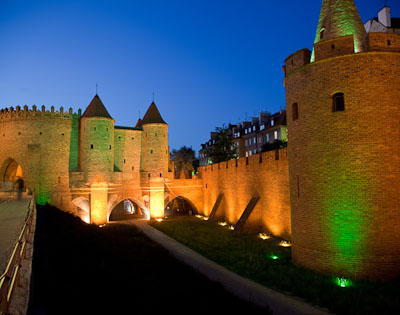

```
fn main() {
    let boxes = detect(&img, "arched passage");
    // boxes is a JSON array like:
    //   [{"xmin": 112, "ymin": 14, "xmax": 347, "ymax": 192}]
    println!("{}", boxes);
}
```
[
  {"xmin": 165, "ymin": 196, "xmax": 198, "ymax": 216},
  {"xmin": 109, "ymin": 199, "xmax": 147, "ymax": 221},
  {"xmin": 72, "ymin": 197, "xmax": 90, "ymax": 223},
  {"xmin": 0, "ymin": 158, "xmax": 24, "ymax": 191}
]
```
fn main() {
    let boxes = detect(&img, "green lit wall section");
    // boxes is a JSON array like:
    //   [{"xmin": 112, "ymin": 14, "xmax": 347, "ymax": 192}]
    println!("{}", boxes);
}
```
[{"xmin": 319, "ymin": 168, "xmax": 370, "ymax": 275}]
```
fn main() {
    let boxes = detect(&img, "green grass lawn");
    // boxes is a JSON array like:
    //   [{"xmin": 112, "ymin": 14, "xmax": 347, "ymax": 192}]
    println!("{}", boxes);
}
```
[{"xmin": 149, "ymin": 216, "xmax": 400, "ymax": 315}]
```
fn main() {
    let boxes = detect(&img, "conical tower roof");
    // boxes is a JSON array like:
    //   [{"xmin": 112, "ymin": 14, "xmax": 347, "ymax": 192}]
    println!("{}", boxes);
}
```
[
  {"xmin": 141, "ymin": 102, "xmax": 167, "ymax": 125},
  {"xmin": 82, "ymin": 94, "xmax": 113, "ymax": 119},
  {"xmin": 312, "ymin": 0, "xmax": 365, "ymax": 59}
]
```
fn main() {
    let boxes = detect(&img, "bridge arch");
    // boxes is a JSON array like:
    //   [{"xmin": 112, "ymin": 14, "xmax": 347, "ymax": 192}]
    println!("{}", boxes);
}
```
[
  {"xmin": 108, "ymin": 198, "xmax": 148, "ymax": 221},
  {"xmin": 165, "ymin": 196, "xmax": 198, "ymax": 216},
  {"xmin": 0, "ymin": 158, "xmax": 24, "ymax": 191}
]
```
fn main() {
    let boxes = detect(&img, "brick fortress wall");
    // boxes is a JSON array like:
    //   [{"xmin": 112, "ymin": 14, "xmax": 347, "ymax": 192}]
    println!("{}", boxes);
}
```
[
  {"xmin": 0, "ymin": 105, "xmax": 78, "ymax": 212},
  {"xmin": 198, "ymin": 148, "xmax": 291, "ymax": 239},
  {"xmin": 285, "ymin": 32, "xmax": 400, "ymax": 281}
]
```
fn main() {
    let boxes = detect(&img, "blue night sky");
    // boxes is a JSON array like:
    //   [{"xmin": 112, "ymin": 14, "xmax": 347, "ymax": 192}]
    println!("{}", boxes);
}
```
[{"xmin": 0, "ymin": 0, "xmax": 399, "ymax": 153}]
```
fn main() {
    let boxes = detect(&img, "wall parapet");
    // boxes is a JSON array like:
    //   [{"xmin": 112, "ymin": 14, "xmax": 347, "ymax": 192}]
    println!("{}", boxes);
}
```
[
  {"xmin": 199, "ymin": 148, "xmax": 288, "ymax": 174},
  {"xmin": 0, "ymin": 105, "xmax": 82, "ymax": 121}
]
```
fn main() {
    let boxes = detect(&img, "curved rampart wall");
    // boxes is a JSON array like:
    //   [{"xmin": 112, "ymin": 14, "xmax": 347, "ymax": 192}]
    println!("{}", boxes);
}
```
[{"xmin": 285, "ymin": 47, "xmax": 400, "ymax": 280}]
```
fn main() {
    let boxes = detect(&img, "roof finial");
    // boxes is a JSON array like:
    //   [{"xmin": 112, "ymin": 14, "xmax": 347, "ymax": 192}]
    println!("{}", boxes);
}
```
[
  {"xmin": 96, "ymin": 82, "xmax": 98, "ymax": 95},
  {"xmin": 152, "ymin": 92, "xmax": 155, "ymax": 103}
]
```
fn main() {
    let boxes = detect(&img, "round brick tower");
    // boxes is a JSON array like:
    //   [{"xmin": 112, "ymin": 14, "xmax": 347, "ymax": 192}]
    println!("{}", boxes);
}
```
[
  {"xmin": 285, "ymin": 0, "xmax": 400, "ymax": 281},
  {"xmin": 140, "ymin": 101, "xmax": 169, "ymax": 218},
  {"xmin": 80, "ymin": 94, "xmax": 115, "ymax": 184}
]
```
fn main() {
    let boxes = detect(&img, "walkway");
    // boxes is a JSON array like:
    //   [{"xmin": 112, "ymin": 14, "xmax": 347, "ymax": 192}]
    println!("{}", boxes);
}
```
[
  {"xmin": 0, "ymin": 196, "xmax": 31, "ymax": 273},
  {"xmin": 131, "ymin": 220, "xmax": 331, "ymax": 315}
]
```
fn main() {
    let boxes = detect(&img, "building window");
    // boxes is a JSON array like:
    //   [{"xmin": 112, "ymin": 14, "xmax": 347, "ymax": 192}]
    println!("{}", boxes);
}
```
[
  {"xmin": 274, "ymin": 130, "xmax": 278, "ymax": 140},
  {"xmin": 266, "ymin": 134, "xmax": 270, "ymax": 143},
  {"xmin": 249, "ymin": 151, "xmax": 252, "ymax": 156},
  {"xmin": 90, "ymin": 144, "xmax": 93, "ymax": 149},
  {"xmin": 245, "ymin": 139, "xmax": 248, "ymax": 146},
  {"xmin": 271, "ymin": 119, "xmax": 274, "ymax": 127},
  {"xmin": 246, "ymin": 151, "xmax": 249, "ymax": 157},
  {"xmin": 249, "ymin": 138, "xmax": 252, "ymax": 145},
  {"xmin": 253, "ymin": 126, "xmax": 256, "ymax": 131},
  {"xmin": 292, "ymin": 103, "xmax": 299, "ymax": 120},
  {"xmin": 253, "ymin": 137, "xmax": 256, "ymax": 144},
  {"xmin": 332, "ymin": 92, "xmax": 345, "ymax": 112},
  {"xmin": 260, "ymin": 125, "xmax": 264, "ymax": 130}
]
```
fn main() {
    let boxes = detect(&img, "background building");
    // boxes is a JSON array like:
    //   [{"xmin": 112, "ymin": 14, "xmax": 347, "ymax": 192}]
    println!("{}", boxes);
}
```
[{"xmin": 199, "ymin": 110, "xmax": 287, "ymax": 165}]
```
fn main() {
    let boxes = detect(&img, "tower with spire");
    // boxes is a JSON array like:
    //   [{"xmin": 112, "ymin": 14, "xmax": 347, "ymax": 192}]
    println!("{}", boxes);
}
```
[
  {"xmin": 311, "ymin": 0, "xmax": 366, "ymax": 61},
  {"xmin": 284, "ymin": 0, "xmax": 400, "ymax": 281},
  {"xmin": 140, "ymin": 101, "xmax": 169, "ymax": 218}
]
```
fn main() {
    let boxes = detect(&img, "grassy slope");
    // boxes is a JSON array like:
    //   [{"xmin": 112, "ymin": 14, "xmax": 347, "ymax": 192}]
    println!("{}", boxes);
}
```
[{"xmin": 150, "ymin": 217, "xmax": 400, "ymax": 315}]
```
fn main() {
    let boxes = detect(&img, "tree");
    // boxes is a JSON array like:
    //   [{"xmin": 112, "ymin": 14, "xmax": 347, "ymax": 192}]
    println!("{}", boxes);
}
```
[
  {"xmin": 208, "ymin": 126, "xmax": 237, "ymax": 164},
  {"xmin": 170, "ymin": 146, "xmax": 196, "ymax": 177},
  {"xmin": 261, "ymin": 139, "xmax": 287, "ymax": 152}
]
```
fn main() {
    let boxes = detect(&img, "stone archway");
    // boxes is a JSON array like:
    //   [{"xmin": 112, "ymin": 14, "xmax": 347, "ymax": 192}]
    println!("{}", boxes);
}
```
[
  {"xmin": 109, "ymin": 199, "xmax": 148, "ymax": 221},
  {"xmin": 165, "ymin": 196, "xmax": 198, "ymax": 216},
  {"xmin": 0, "ymin": 158, "xmax": 24, "ymax": 191}
]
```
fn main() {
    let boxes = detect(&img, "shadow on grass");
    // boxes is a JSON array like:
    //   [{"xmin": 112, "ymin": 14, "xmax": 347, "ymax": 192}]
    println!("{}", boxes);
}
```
[
  {"xmin": 149, "ymin": 216, "xmax": 400, "ymax": 315},
  {"xmin": 27, "ymin": 205, "xmax": 270, "ymax": 315}
]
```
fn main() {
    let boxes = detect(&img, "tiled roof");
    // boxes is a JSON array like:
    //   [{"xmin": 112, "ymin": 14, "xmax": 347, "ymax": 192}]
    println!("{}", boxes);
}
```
[
  {"xmin": 141, "ymin": 102, "xmax": 167, "ymax": 125},
  {"xmin": 82, "ymin": 94, "xmax": 113, "ymax": 119}
]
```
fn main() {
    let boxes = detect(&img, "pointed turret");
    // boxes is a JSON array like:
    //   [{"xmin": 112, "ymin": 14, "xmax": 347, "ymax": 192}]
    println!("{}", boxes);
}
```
[
  {"xmin": 141, "ymin": 102, "xmax": 167, "ymax": 125},
  {"xmin": 82, "ymin": 94, "xmax": 113, "ymax": 119},
  {"xmin": 79, "ymin": 94, "xmax": 114, "ymax": 184},
  {"xmin": 312, "ymin": 0, "xmax": 366, "ymax": 61},
  {"xmin": 140, "ymin": 101, "xmax": 168, "ymax": 219}
]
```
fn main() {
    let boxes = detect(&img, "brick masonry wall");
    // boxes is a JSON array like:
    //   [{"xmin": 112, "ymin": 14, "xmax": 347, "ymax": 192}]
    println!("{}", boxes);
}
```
[
  {"xmin": 0, "ymin": 107, "xmax": 73, "ymax": 210},
  {"xmin": 79, "ymin": 117, "xmax": 114, "ymax": 183},
  {"xmin": 366, "ymin": 32, "xmax": 400, "ymax": 52},
  {"xmin": 198, "ymin": 149, "xmax": 291, "ymax": 239},
  {"xmin": 285, "ymin": 51, "xmax": 400, "ymax": 281},
  {"xmin": 141, "ymin": 123, "xmax": 169, "ymax": 178}
]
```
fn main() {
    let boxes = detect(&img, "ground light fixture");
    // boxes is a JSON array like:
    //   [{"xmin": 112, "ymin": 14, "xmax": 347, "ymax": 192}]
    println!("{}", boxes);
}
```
[
  {"xmin": 195, "ymin": 215, "xmax": 209, "ymax": 221},
  {"xmin": 335, "ymin": 277, "xmax": 353, "ymax": 288},
  {"xmin": 269, "ymin": 254, "xmax": 279, "ymax": 260},
  {"xmin": 258, "ymin": 233, "xmax": 271, "ymax": 240},
  {"xmin": 155, "ymin": 218, "xmax": 163, "ymax": 222},
  {"xmin": 218, "ymin": 221, "xmax": 228, "ymax": 227},
  {"xmin": 279, "ymin": 240, "xmax": 292, "ymax": 247}
]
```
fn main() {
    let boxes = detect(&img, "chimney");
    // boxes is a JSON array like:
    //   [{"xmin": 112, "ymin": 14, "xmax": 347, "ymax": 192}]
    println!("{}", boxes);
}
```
[{"xmin": 378, "ymin": 7, "xmax": 391, "ymax": 28}]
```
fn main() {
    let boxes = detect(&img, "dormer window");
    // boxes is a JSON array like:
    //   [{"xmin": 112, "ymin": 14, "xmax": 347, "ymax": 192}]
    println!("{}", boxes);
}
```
[
  {"xmin": 333, "ymin": 92, "xmax": 345, "ymax": 112},
  {"xmin": 271, "ymin": 119, "xmax": 274, "ymax": 127},
  {"xmin": 320, "ymin": 28, "xmax": 325, "ymax": 39}
]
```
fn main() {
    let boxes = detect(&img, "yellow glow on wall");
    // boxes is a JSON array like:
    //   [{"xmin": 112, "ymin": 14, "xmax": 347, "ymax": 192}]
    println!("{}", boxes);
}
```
[
  {"xmin": 149, "ymin": 188, "xmax": 165, "ymax": 219},
  {"xmin": 90, "ymin": 182, "xmax": 108, "ymax": 225}
]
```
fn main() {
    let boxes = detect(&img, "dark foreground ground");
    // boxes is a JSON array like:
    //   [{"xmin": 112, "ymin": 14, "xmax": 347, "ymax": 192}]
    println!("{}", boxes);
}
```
[{"xmin": 28, "ymin": 205, "xmax": 270, "ymax": 315}]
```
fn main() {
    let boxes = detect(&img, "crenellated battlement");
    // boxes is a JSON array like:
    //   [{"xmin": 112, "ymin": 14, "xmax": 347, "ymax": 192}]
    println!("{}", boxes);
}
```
[{"xmin": 0, "ymin": 105, "xmax": 82, "ymax": 121}]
